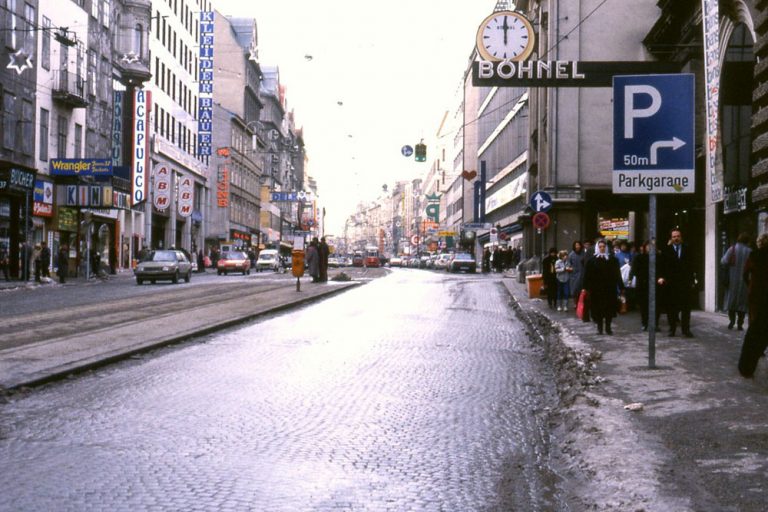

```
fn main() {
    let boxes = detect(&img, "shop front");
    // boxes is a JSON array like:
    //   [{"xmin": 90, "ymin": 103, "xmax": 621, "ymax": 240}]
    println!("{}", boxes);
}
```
[{"xmin": 0, "ymin": 167, "xmax": 36, "ymax": 279}]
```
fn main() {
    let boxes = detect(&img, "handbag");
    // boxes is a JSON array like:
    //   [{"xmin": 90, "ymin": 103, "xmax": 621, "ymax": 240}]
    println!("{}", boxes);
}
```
[{"xmin": 618, "ymin": 294, "xmax": 628, "ymax": 314}]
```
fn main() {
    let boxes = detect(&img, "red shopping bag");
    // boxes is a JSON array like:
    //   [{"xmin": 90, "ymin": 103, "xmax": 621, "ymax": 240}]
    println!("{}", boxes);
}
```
[{"xmin": 576, "ymin": 290, "xmax": 590, "ymax": 321}]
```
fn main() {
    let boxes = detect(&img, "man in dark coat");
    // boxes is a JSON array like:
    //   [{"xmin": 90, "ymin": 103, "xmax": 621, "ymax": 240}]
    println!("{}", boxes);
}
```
[
  {"xmin": 40, "ymin": 241, "xmax": 51, "ymax": 278},
  {"xmin": 657, "ymin": 229, "xmax": 696, "ymax": 337},
  {"xmin": 583, "ymin": 240, "xmax": 624, "ymax": 334},
  {"xmin": 57, "ymin": 244, "xmax": 69, "ymax": 284},
  {"xmin": 318, "ymin": 237, "xmax": 330, "ymax": 283},
  {"xmin": 542, "ymin": 247, "xmax": 559, "ymax": 309},
  {"xmin": 739, "ymin": 234, "xmax": 768, "ymax": 377}
]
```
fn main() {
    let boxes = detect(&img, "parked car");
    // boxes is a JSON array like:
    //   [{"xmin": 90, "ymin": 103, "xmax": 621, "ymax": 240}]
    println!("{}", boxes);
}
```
[
  {"xmin": 389, "ymin": 256, "xmax": 403, "ymax": 267},
  {"xmin": 328, "ymin": 256, "xmax": 342, "ymax": 268},
  {"xmin": 448, "ymin": 252, "xmax": 477, "ymax": 273},
  {"xmin": 135, "ymin": 249, "xmax": 193, "ymax": 285},
  {"xmin": 352, "ymin": 253, "xmax": 364, "ymax": 267},
  {"xmin": 255, "ymin": 249, "xmax": 280, "ymax": 272},
  {"xmin": 434, "ymin": 253, "xmax": 452, "ymax": 270},
  {"xmin": 217, "ymin": 250, "xmax": 251, "ymax": 275}
]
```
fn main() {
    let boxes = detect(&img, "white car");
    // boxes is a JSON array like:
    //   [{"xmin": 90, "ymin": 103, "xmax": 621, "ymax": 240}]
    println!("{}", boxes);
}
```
[
  {"xmin": 434, "ymin": 253, "xmax": 452, "ymax": 270},
  {"xmin": 255, "ymin": 249, "xmax": 280, "ymax": 272}
]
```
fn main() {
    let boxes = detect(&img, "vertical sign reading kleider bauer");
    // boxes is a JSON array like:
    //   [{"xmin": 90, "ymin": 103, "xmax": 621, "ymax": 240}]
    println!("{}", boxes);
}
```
[
  {"xmin": 132, "ymin": 89, "xmax": 151, "ymax": 205},
  {"xmin": 702, "ymin": 0, "xmax": 723, "ymax": 202},
  {"xmin": 198, "ymin": 10, "xmax": 214, "ymax": 157}
]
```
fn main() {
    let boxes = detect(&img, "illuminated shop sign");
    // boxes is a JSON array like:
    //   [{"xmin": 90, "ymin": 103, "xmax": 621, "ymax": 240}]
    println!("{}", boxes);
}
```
[
  {"xmin": 178, "ymin": 175, "xmax": 194, "ymax": 217},
  {"xmin": 50, "ymin": 158, "xmax": 112, "ymax": 176}
]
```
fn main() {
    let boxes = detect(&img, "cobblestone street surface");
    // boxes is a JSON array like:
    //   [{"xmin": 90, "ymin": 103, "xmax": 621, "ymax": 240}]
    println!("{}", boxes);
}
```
[{"xmin": 0, "ymin": 271, "xmax": 563, "ymax": 511}]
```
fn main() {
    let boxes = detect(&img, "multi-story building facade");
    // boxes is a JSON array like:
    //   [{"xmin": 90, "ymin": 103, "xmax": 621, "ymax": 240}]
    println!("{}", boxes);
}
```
[{"xmin": 207, "ymin": 14, "xmax": 262, "ymax": 250}]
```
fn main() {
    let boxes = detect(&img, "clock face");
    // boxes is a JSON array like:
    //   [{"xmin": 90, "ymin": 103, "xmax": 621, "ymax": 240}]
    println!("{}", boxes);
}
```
[{"xmin": 476, "ymin": 11, "xmax": 535, "ymax": 62}]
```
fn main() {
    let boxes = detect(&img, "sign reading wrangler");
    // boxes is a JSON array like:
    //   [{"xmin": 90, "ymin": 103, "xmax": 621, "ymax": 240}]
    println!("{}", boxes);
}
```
[
  {"xmin": 613, "ymin": 74, "xmax": 695, "ymax": 194},
  {"xmin": 50, "ymin": 158, "xmax": 113, "ymax": 176}
]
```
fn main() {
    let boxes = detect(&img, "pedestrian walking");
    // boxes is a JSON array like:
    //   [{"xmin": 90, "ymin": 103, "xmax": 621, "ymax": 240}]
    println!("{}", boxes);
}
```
[
  {"xmin": 568, "ymin": 241, "xmax": 585, "ymax": 307},
  {"xmin": 482, "ymin": 247, "xmax": 491, "ymax": 273},
  {"xmin": 583, "ymin": 239, "xmax": 625, "ymax": 335},
  {"xmin": 542, "ymin": 247, "xmax": 558, "ymax": 309},
  {"xmin": 738, "ymin": 233, "xmax": 768, "ymax": 377},
  {"xmin": 554, "ymin": 250, "xmax": 573, "ymax": 311},
  {"xmin": 139, "ymin": 245, "xmax": 150, "ymax": 262},
  {"xmin": 306, "ymin": 238, "xmax": 319, "ymax": 282},
  {"xmin": 721, "ymin": 233, "xmax": 751, "ymax": 330},
  {"xmin": 198, "ymin": 248, "xmax": 206, "ymax": 272},
  {"xmin": 318, "ymin": 237, "xmax": 330, "ymax": 282},
  {"xmin": 0, "ymin": 242, "xmax": 9, "ymax": 281},
  {"xmin": 657, "ymin": 229, "xmax": 696, "ymax": 337},
  {"xmin": 57, "ymin": 244, "xmax": 69, "ymax": 284},
  {"xmin": 32, "ymin": 243, "xmax": 42, "ymax": 282},
  {"xmin": 629, "ymin": 241, "xmax": 662, "ymax": 331},
  {"xmin": 40, "ymin": 241, "xmax": 51, "ymax": 278}
]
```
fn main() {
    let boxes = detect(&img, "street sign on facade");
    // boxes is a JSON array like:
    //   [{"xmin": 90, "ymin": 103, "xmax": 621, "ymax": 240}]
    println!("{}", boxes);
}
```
[
  {"xmin": 462, "ymin": 222, "xmax": 492, "ymax": 230},
  {"xmin": 532, "ymin": 212, "xmax": 550, "ymax": 230},
  {"xmin": 613, "ymin": 74, "xmax": 695, "ymax": 194},
  {"xmin": 530, "ymin": 190, "xmax": 552, "ymax": 213}
]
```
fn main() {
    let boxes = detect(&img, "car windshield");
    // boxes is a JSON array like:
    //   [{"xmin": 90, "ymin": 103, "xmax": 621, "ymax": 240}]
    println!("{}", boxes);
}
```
[
  {"xmin": 454, "ymin": 253, "xmax": 474, "ymax": 261},
  {"xmin": 258, "ymin": 253, "xmax": 276, "ymax": 260},
  {"xmin": 151, "ymin": 250, "xmax": 177, "ymax": 262},
  {"xmin": 222, "ymin": 251, "xmax": 246, "ymax": 260}
]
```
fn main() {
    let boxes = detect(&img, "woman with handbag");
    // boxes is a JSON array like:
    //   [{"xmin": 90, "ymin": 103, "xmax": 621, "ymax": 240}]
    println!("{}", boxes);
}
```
[{"xmin": 583, "ymin": 239, "xmax": 625, "ymax": 335}]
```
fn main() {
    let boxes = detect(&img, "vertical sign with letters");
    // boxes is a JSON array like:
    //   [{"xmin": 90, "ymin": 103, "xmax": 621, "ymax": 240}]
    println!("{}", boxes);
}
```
[
  {"xmin": 133, "ymin": 89, "xmax": 151, "ymax": 205},
  {"xmin": 702, "ymin": 0, "xmax": 723, "ymax": 202},
  {"xmin": 112, "ymin": 90, "xmax": 123, "ymax": 167},
  {"xmin": 177, "ymin": 175, "xmax": 193, "ymax": 217},
  {"xmin": 198, "ymin": 11, "xmax": 214, "ymax": 157}
]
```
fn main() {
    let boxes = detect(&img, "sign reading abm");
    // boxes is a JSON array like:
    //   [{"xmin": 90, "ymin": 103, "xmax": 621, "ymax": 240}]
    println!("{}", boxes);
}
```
[{"xmin": 613, "ymin": 74, "xmax": 695, "ymax": 194}]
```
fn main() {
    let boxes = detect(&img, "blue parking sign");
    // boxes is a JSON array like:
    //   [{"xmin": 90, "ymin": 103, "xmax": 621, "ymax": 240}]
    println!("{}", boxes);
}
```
[{"xmin": 613, "ymin": 74, "xmax": 694, "ymax": 194}]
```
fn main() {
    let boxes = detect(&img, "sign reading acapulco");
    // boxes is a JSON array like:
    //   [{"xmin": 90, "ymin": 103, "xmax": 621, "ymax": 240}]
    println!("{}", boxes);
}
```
[{"xmin": 133, "ymin": 89, "xmax": 151, "ymax": 205}]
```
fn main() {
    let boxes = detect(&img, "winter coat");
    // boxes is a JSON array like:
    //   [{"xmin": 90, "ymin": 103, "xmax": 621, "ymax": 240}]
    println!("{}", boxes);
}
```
[
  {"xmin": 568, "ymin": 249, "xmax": 585, "ymax": 297},
  {"xmin": 583, "ymin": 253, "xmax": 624, "ymax": 320},
  {"xmin": 306, "ymin": 245, "xmax": 319, "ymax": 278},
  {"xmin": 744, "ymin": 246, "xmax": 768, "ymax": 322},
  {"xmin": 721, "ymin": 242, "xmax": 751, "ymax": 313},
  {"xmin": 555, "ymin": 258, "xmax": 571, "ymax": 283}
]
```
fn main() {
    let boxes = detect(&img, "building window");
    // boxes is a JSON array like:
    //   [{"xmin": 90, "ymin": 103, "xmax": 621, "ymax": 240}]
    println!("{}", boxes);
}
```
[
  {"xmin": 23, "ymin": 2, "xmax": 34, "ymax": 51},
  {"xmin": 21, "ymin": 99, "xmax": 32, "ymax": 155},
  {"xmin": 41, "ymin": 16, "xmax": 50, "ymax": 70},
  {"xmin": 87, "ymin": 50, "xmax": 96, "ymax": 97},
  {"xmin": 101, "ymin": 0, "xmax": 110, "ymax": 28},
  {"xmin": 133, "ymin": 23, "xmax": 143, "ymax": 56},
  {"xmin": 57, "ymin": 115, "xmax": 68, "ymax": 158},
  {"xmin": 91, "ymin": 0, "xmax": 98, "ymax": 19},
  {"xmin": 74, "ymin": 123, "xmax": 82, "ymax": 158},
  {"xmin": 39, "ymin": 108, "xmax": 49, "ymax": 161},
  {"xmin": 3, "ymin": 92, "xmax": 16, "ymax": 149},
  {"xmin": 5, "ymin": 0, "xmax": 17, "ymax": 49}
]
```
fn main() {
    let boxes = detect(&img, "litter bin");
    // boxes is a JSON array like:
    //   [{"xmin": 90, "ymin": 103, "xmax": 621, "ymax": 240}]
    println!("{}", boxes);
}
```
[{"xmin": 526, "ymin": 274, "xmax": 544, "ymax": 298}]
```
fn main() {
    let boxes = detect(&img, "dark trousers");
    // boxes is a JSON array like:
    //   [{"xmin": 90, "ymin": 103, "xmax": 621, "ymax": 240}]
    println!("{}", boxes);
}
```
[
  {"xmin": 545, "ymin": 279, "xmax": 557, "ymax": 307},
  {"xmin": 667, "ymin": 302, "xmax": 691, "ymax": 334}
]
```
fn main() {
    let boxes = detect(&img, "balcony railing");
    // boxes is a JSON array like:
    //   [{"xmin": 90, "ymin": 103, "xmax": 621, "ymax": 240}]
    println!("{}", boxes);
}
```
[{"xmin": 52, "ymin": 70, "xmax": 88, "ymax": 108}]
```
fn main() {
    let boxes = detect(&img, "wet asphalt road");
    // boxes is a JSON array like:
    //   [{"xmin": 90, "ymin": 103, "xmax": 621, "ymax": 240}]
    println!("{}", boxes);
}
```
[{"xmin": 0, "ymin": 269, "xmax": 562, "ymax": 511}]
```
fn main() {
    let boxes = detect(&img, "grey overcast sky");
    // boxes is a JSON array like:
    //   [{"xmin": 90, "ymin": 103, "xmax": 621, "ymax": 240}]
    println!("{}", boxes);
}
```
[{"xmin": 212, "ymin": 0, "xmax": 498, "ymax": 235}]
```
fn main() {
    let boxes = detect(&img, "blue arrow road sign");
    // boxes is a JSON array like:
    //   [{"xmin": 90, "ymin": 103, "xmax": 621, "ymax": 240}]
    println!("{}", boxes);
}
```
[
  {"xmin": 613, "ymin": 74, "xmax": 695, "ymax": 194},
  {"xmin": 530, "ymin": 190, "xmax": 553, "ymax": 213},
  {"xmin": 401, "ymin": 145, "xmax": 413, "ymax": 157}
]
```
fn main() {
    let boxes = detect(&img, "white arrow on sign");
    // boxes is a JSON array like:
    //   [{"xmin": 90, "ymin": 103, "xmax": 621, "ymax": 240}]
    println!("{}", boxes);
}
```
[
  {"xmin": 533, "ymin": 193, "xmax": 551, "ymax": 212},
  {"xmin": 650, "ymin": 137, "xmax": 686, "ymax": 165}
]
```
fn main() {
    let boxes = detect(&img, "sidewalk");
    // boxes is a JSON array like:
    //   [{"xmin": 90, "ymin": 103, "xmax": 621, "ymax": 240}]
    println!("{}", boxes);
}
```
[
  {"xmin": 501, "ymin": 272, "xmax": 768, "ymax": 511},
  {"xmin": 0, "ymin": 275, "xmax": 359, "ymax": 390},
  {"xmin": 0, "ymin": 268, "xmax": 136, "ymax": 291}
]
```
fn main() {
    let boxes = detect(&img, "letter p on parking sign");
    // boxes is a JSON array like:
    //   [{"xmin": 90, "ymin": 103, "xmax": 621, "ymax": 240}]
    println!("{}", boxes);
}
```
[{"xmin": 613, "ymin": 74, "xmax": 695, "ymax": 194}]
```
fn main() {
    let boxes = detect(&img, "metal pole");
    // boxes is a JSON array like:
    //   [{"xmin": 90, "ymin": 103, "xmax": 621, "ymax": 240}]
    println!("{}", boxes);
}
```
[
  {"xmin": 24, "ymin": 191, "xmax": 30, "ymax": 282},
  {"xmin": 648, "ymin": 194, "xmax": 657, "ymax": 369}
]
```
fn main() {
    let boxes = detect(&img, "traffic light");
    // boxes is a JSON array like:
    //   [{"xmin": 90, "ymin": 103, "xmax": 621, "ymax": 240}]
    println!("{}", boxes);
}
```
[
  {"xmin": 415, "ymin": 142, "xmax": 426, "ymax": 162},
  {"xmin": 460, "ymin": 229, "xmax": 476, "ymax": 249}
]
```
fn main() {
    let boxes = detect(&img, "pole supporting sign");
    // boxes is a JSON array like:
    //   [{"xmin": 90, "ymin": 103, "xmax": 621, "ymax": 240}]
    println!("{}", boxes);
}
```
[{"xmin": 613, "ymin": 74, "xmax": 695, "ymax": 194}]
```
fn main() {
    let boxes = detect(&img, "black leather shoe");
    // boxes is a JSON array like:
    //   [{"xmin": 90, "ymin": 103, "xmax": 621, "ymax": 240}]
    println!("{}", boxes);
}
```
[
  {"xmin": 668, "ymin": 330, "xmax": 676, "ymax": 337},
  {"xmin": 727, "ymin": 322, "xmax": 734, "ymax": 330},
  {"xmin": 683, "ymin": 331, "xmax": 694, "ymax": 338},
  {"xmin": 606, "ymin": 327, "xmax": 613, "ymax": 335}
]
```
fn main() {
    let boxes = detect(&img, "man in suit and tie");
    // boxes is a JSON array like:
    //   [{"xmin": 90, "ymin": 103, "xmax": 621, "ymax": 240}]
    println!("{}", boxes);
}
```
[{"xmin": 657, "ymin": 229, "xmax": 696, "ymax": 337}]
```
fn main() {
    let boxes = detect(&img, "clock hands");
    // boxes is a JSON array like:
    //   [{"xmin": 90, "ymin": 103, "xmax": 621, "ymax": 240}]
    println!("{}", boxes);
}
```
[{"xmin": 502, "ymin": 16, "xmax": 509, "ymax": 46}]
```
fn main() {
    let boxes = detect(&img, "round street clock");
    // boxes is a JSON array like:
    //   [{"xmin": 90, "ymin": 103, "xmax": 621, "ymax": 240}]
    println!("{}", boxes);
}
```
[{"xmin": 476, "ymin": 10, "xmax": 535, "ymax": 62}]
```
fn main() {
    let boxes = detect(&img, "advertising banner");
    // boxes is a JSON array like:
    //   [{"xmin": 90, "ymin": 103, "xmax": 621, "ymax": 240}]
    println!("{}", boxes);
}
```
[
  {"xmin": 132, "ymin": 89, "xmax": 151, "ymax": 205},
  {"xmin": 153, "ymin": 164, "xmax": 171, "ymax": 211},
  {"xmin": 177, "ymin": 175, "xmax": 193, "ymax": 217},
  {"xmin": 702, "ymin": 0, "xmax": 723, "ymax": 202}
]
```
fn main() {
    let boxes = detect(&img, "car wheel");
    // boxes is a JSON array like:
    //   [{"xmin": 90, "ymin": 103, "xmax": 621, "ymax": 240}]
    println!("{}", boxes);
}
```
[
  {"xmin": 185, "ymin": 271, "xmax": 191, "ymax": 283},
  {"xmin": 217, "ymin": 270, "xmax": 222, "ymax": 275},
  {"xmin": 136, "ymin": 278, "xmax": 143, "ymax": 285},
  {"xmin": 151, "ymin": 280, "xmax": 156, "ymax": 284},
  {"xmin": 172, "ymin": 271, "xmax": 179, "ymax": 284}
]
